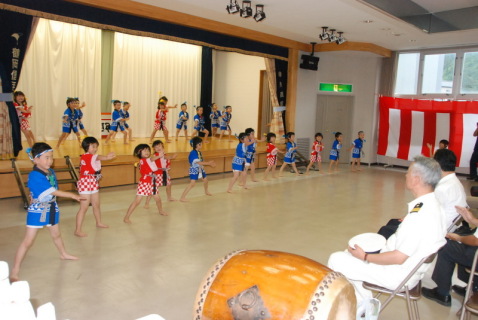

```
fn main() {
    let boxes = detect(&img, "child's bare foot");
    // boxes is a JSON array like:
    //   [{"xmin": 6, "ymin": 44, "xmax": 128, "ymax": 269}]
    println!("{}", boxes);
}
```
[
  {"xmin": 180, "ymin": 198, "xmax": 188, "ymax": 202},
  {"xmin": 159, "ymin": 210, "xmax": 168, "ymax": 216},
  {"xmin": 9, "ymin": 275, "xmax": 19, "ymax": 283},
  {"xmin": 123, "ymin": 218, "xmax": 132, "ymax": 224},
  {"xmin": 96, "ymin": 223, "xmax": 109, "ymax": 228},
  {"xmin": 144, "ymin": 204, "xmax": 150, "ymax": 209},
  {"xmin": 168, "ymin": 197, "xmax": 177, "ymax": 202},
  {"xmin": 74, "ymin": 231, "xmax": 88, "ymax": 237},
  {"xmin": 205, "ymin": 192, "xmax": 213, "ymax": 196},
  {"xmin": 166, "ymin": 140, "xmax": 172, "ymax": 143},
  {"xmin": 60, "ymin": 253, "xmax": 79, "ymax": 260},
  {"xmin": 227, "ymin": 189, "xmax": 233, "ymax": 193}
]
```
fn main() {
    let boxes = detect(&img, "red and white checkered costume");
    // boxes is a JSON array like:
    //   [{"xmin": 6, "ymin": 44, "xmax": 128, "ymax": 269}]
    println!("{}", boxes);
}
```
[
  {"xmin": 136, "ymin": 158, "xmax": 159, "ymax": 196},
  {"xmin": 77, "ymin": 153, "xmax": 102, "ymax": 194},
  {"xmin": 15, "ymin": 102, "xmax": 32, "ymax": 130},
  {"xmin": 310, "ymin": 141, "xmax": 324, "ymax": 163},
  {"xmin": 266, "ymin": 143, "xmax": 278, "ymax": 166},
  {"xmin": 153, "ymin": 152, "xmax": 171, "ymax": 187},
  {"xmin": 154, "ymin": 109, "xmax": 168, "ymax": 131}
]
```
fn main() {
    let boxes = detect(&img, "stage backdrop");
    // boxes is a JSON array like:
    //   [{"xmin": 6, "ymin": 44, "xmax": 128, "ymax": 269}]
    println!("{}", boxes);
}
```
[{"xmin": 377, "ymin": 96, "xmax": 478, "ymax": 168}]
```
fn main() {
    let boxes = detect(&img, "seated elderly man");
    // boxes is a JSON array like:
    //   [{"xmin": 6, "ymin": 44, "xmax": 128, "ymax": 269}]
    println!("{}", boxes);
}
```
[
  {"xmin": 422, "ymin": 206, "xmax": 478, "ymax": 306},
  {"xmin": 328, "ymin": 156, "xmax": 447, "ymax": 310}
]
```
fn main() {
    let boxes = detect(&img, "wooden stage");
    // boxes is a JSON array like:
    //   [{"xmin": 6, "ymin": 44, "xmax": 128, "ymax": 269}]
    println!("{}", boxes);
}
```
[{"xmin": 0, "ymin": 136, "xmax": 272, "ymax": 199}]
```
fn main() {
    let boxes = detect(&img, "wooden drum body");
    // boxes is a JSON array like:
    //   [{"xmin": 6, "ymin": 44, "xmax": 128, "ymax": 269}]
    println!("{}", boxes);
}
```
[{"xmin": 193, "ymin": 250, "xmax": 356, "ymax": 320}]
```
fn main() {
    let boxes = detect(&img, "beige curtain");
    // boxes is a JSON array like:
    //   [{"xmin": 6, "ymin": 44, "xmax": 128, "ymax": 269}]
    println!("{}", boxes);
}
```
[
  {"xmin": 112, "ymin": 32, "xmax": 202, "ymax": 137},
  {"xmin": 264, "ymin": 58, "xmax": 285, "ymax": 143}
]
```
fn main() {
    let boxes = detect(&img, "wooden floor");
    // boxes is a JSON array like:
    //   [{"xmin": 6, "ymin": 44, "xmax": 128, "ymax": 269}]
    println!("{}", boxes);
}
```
[{"xmin": 0, "ymin": 165, "xmax": 476, "ymax": 319}]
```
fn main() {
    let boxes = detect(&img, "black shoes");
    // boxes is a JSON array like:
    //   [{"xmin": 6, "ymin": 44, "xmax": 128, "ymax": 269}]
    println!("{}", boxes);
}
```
[
  {"xmin": 452, "ymin": 285, "xmax": 466, "ymax": 297},
  {"xmin": 422, "ymin": 287, "xmax": 451, "ymax": 307}
]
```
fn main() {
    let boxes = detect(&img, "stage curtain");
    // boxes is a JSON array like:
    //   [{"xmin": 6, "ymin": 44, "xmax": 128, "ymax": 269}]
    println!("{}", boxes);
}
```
[
  {"xmin": 112, "ymin": 32, "xmax": 201, "ymax": 138},
  {"xmin": 17, "ymin": 18, "xmax": 102, "ymax": 141},
  {"xmin": 200, "ymin": 47, "xmax": 213, "ymax": 134},
  {"xmin": 0, "ymin": 9, "xmax": 33, "ymax": 157}
]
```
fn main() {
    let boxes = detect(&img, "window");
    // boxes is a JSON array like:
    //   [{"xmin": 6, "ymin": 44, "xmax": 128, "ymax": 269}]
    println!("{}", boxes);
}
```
[
  {"xmin": 394, "ymin": 53, "xmax": 419, "ymax": 95},
  {"xmin": 461, "ymin": 52, "xmax": 478, "ymax": 94},
  {"xmin": 421, "ymin": 53, "xmax": 456, "ymax": 94}
]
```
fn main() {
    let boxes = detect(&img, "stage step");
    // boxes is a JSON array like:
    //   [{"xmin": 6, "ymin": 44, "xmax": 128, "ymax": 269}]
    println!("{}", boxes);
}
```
[{"xmin": 11, "ymin": 156, "xmax": 80, "ymax": 209}]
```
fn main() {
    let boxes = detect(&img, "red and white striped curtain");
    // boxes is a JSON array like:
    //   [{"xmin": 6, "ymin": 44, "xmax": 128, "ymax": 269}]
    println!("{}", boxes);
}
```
[{"xmin": 377, "ymin": 96, "xmax": 478, "ymax": 167}]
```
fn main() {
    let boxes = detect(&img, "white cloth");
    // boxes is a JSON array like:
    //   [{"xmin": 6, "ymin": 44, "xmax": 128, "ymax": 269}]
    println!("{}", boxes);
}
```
[
  {"xmin": 328, "ymin": 192, "xmax": 447, "ymax": 306},
  {"xmin": 434, "ymin": 173, "xmax": 467, "ymax": 228}
]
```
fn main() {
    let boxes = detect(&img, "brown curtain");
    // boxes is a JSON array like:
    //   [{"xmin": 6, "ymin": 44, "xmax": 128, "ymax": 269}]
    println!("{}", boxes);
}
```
[{"xmin": 264, "ymin": 58, "xmax": 285, "ymax": 143}]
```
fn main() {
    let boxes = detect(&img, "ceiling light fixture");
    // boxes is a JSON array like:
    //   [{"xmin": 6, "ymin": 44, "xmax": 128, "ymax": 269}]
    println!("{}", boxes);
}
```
[
  {"xmin": 254, "ymin": 4, "xmax": 266, "ymax": 22},
  {"xmin": 226, "ymin": 0, "xmax": 240, "ymax": 14},
  {"xmin": 328, "ymin": 29, "xmax": 338, "ymax": 42},
  {"xmin": 336, "ymin": 32, "xmax": 346, "ymax": 45},
  {"xmin": 319, "ymin": 26, "xmax": 346, "ymax": 45},
  {"xmin": 319, "ymin": 27, "xmax": 329, "ymax": 41},
  {"xmin": 240, "ymin": 0, "xmax": 253, "ymax": 18}
]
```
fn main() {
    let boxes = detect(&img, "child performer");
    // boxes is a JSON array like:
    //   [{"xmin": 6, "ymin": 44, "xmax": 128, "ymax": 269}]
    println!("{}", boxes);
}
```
[
  {"xmin": 350, "ymin": 131, "xmax": 365, "ymax": 172},
  {"xmin": 305, "ymin": 132, "xmax": 324, "ymax": 175},
  {"xmin": 56, "ymin": 97, "xmax": 81, "ymax": 148},
  {"xmin": 191, "ymin": 106, "xmax": 210, "ymax": 143},
  {"xmin": 209, "ymin": 103, "xmax": 221, "ymax": 139},
  {"xmin": 105, "ymin": 100, "xmax": 128, "ymax": 144},
  {"xmin": 121, "ymin": 102, "xmax": 134, "ymax": 141},
  {"xmin": 13, "ymin": 91, "xmax": 35, "ymax": 148},
  {"xmin": 242, "ymin": 128, "xmax": 260, "ymax": 184},
  {"xmin": 144, "ymin": 140, "xmax": 177, "ymax": 207},
  {"xmin": 10, "ymin": 143, "xmax": 84, "ymax": 282},
  {"xmin": 328, "ymin": 132, "xmax": 343, "ymax": 173},
  {"xmin": 219, "ymin": 105, "xmax": 233, "ymax": 141},
  {"xmin": 227, "ymin": 133, "xmax": 250, "ymax": 192},
  {"xmin": 149, "ymin": 96, "xmax": 177, "ymax": 143},
  {"xmin": 279, "ymin": 132, "xmax": 300, "ymax": 176},
  {"xmin": 427, "ymin": 139, "xmax": 448, "ymax": 157},
  {"xmin": 179, "ymin": 137, "xmax": 216, "ymax": 202},
  {"xmin": 124, "ymin": 144, "xmax": 167, "ymax": 223},
  {"xmin": 175, "ymin": 102, "xmax": 189, "ymax": 141},
  {"xmin": 263, "ymin": 132, "xmax": 283, "ymax": 180},
  {"xmin": 74, "ymin": 137, "xmax": 116, "ymax": 237},
  {"xmin": 75, "ymin": 101, "xmax": 88, "ymax": 137}
]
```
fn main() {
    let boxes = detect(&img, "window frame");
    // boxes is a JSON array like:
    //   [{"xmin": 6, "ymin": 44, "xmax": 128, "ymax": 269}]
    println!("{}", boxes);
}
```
[{"xmin": 393, "ymin": 47, "xmax": 478, "ymax": 100}]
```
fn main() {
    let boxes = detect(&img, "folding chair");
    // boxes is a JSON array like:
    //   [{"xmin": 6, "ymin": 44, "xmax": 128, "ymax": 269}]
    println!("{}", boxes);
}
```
[
  {"xmin": 448, "ymin": 215, "xmax": 464, "ymax": 233},
  {"xmin": 459, "ymin": 249, "xmax": 478, "ymax": 320},
  {"xmin": 362, "ymin": 251, "xmax": 439, "ymax": 320}
]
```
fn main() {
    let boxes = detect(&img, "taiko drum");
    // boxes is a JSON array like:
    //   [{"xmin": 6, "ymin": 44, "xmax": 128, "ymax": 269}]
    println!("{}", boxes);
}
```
[{"xmin": 193, "ymin": 250, "xmax": 356, "ymax": 320}]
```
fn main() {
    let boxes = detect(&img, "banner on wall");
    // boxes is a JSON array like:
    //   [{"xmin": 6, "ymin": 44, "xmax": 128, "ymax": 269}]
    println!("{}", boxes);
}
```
[
  {"xmin": 101, "ymin": 113, "xmax": 111, "ymax": 138},
  {"xmin": 377, "ymin": 96, "xmax": 478, "ymax": 167}
]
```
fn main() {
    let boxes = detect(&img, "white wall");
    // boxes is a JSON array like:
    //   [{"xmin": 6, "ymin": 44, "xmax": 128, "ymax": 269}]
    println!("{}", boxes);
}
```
[
  {"xmin": 295, "ymin": 51, "xmax": 383, "ymax": 164},
  {"xmin": 213, "ymin": 51, "xmax": 265, "ymax": 135}
]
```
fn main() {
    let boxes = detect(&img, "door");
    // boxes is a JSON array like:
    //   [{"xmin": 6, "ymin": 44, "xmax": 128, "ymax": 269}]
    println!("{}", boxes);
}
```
[{"xmin": 316, "ymin": 95, "xmax": 354, "ymax": 163}]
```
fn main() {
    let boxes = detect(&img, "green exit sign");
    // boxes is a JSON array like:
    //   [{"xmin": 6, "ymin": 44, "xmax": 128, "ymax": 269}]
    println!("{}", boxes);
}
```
[{"xmin": 319, "ymin": 83, "xmax": 353, "ymax": 93}]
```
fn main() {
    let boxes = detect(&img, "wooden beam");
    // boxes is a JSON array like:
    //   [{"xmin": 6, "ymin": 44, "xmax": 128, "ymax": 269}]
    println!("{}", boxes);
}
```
[{"xmin": 311, "ymin": 42, "xmax": 392, "ymax": 58}]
